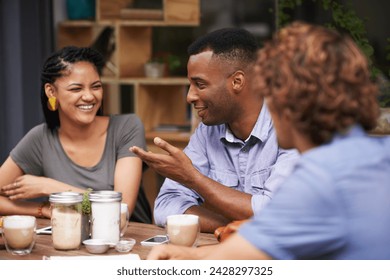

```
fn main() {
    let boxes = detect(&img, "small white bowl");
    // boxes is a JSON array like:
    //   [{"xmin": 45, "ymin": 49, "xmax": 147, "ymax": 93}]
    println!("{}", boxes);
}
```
[
  {"xmin": 83, "ymin": 239, "xmax": 111, "ymax": 254},
  {"xmin": 115, "ymin": 238, "xmax": 136, "ymax": 253}
]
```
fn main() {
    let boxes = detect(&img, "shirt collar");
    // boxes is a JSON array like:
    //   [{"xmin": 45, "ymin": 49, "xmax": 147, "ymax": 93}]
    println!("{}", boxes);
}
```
[
  {"xmin": 331, "ymin": 124, "xmax": 366, "ymax": 142},
  {"xmin": 221, "ymin": 101, "xmax": 273, "ymax": 143},
  {"xmin": 302, "ymin": 124, "xmax": 366, "ymax": 157}
]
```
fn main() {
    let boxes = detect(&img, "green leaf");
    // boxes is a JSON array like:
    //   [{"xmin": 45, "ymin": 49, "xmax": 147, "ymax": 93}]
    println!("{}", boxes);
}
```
[{"xmin": 82, "ymin": 188, "xmax": 93, "ymax": 215}]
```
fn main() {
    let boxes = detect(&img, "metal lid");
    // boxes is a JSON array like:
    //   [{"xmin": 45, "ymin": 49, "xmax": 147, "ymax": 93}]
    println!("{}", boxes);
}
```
[
  {"xmin": 49, "ymin": 192, "xmax": 83, "ymax": 204},
  {"xmin": 88, "ymin": 191, "xmax": 122, "ymax": 203}
]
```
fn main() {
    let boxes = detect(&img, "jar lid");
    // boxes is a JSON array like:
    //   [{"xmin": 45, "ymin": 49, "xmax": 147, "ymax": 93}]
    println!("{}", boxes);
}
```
[
  {"xmin": 49, "ymin": 192, "xmax": 83, "ymax": 203},
  {"xmin": 89, "ymin": 191, "xmax": 122, "ymax": 202}
]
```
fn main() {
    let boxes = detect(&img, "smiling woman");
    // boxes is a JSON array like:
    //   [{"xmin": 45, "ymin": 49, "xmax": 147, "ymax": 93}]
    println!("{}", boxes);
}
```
[
  {"xmin": 41, "ymin": 47, "xmax": 105, "ymax": 131},
  {"xmin": 0, "ymin": 46, "xmax": 152, "ymax": 224},
  {"xmin": 46, "ymin": 61, "xmax": 103, "ymax": 132}
]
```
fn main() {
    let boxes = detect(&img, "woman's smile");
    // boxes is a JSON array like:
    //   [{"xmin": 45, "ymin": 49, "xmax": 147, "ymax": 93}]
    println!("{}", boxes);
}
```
[{"xmin": 77, "ymin": 104, "xmax": 95, "ymax": 112}]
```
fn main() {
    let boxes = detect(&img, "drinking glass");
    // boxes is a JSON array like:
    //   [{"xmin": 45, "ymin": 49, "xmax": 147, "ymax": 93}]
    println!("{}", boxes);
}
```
[
  {"xmin": 2, "ymin": 215, "xmax": 36, "ymax": 255},
  {"xmin": 166, "ymin": 214, "xmax": 199, "ymax": 247},
  {"xmin": 120, "ymin": 203, "xmax": 129, "ymax": 237}
]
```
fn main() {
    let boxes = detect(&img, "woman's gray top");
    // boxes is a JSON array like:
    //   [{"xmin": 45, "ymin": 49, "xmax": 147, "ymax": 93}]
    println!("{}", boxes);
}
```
[{"xmin": 11, "ymin": 114, "xmax": 146, "ymax": 191}]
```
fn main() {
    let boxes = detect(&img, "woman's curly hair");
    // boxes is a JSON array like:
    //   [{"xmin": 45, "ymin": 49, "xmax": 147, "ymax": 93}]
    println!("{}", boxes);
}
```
[{"xmin": 258, "ymin": 21, "xmax": 379, "ymax": 145}]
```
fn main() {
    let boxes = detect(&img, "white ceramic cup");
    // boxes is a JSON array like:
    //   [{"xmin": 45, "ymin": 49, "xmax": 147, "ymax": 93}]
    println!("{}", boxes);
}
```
[
  {"xmin": 2, "ymin": 215, "xmax": 36, "ymax": 255},
  {"xmin": 166, "ymin": 214, "xmax": 199, "ymax": 247}
]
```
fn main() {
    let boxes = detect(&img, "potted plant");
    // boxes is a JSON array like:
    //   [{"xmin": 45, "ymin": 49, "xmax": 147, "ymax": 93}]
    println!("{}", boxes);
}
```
[
  {"xmin": 144, "ymin": 51, "xmax": 181, "ymax": 78},
  {"xmin": 81, "ymin": 188, "xmax": 92, "ymax": 241},
  {"xmin": 144, "ymin": 59, "xmax": 165, "ymax": 78}
]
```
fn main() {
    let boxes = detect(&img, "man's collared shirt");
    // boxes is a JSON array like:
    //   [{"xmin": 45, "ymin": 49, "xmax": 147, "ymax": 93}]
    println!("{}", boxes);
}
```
[{"xmin": 154, "ymin": 103, "xmax": 299, "ymax": 226}]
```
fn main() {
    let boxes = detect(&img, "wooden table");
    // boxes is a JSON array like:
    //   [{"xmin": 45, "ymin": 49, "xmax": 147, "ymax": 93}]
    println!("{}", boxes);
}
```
[{"xmin": 0, "ymin": 218, "xmax": 217, "ymax": 260}]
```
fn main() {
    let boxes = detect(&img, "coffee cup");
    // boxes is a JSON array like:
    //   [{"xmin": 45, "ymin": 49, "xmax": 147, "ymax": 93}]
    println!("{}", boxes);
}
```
[
  {"xmin": 120, "ymin": 203, "xmax": 129, "ymax": 237},
  {"xmin": 166, "ymin": 214, "xmax": 199, "ymax": 247},
  {"xmin": 2, "ymin": 215, "xmax": 36, "ymax": 255}
]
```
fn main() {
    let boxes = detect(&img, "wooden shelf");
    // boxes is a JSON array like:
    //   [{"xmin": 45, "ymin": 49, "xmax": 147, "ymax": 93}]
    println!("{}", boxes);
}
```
[
  {"xmin": 101, "ymin": 77, "xmax": 189, "ymax": 85},
  {"xmin": 59, "ymin": 19, "xmax": 199, "ymax": 27},
  {"xmin": 58, "ymin": 20, "xmax": 96, "ymax": 27},
  {"xmin": 146, "ymin": 131, "xmax": 191, "ymax": 153},
  {"xmin": 97, "ymin": 0, "xmax": 200, "ymax": 25},
  {"xmin": 146, "ymin": 130, "xmax": 191, "ymax": 142}
]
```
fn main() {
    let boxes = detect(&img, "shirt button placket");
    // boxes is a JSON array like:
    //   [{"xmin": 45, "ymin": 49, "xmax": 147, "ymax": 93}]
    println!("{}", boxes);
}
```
[{"xmin": 239, "ymin": 146, "xmax": 249, "ymax": 186}]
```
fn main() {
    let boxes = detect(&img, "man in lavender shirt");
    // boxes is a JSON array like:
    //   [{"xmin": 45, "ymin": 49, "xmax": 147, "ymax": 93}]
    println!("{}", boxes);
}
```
[{"xmin": 130, "ymin": 28, "xmax": 298, "ymax": 232}]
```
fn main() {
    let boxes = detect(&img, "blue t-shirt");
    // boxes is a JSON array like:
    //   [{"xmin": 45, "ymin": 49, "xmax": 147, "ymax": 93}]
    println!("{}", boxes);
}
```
[{"xmin": 239, "ymin": 125, "xmax": 390, "ymax": 259}]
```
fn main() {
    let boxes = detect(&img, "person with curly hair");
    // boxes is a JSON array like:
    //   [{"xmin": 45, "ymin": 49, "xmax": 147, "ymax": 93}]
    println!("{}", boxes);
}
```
[{"xmin": 147, "ymin": 21, "xmax": 390, "ymax": 260}]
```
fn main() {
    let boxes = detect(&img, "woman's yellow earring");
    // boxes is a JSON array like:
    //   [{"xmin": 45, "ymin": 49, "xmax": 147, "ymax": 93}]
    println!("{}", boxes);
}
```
[{"xmin": 48, "ymin": 96, "xmax": 58, "ymax": 111}]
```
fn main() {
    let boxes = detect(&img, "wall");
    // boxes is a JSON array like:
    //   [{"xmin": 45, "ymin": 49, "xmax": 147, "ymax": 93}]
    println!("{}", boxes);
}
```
[{"xmin": 0, "ymin": 0, "xmax": 53, "ymax": 162}]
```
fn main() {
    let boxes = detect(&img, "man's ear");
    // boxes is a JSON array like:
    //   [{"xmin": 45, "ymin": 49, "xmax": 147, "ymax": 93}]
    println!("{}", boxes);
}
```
[{"xmin": 231, "ymin": 71, "xmax": 245, "ymax": 91}]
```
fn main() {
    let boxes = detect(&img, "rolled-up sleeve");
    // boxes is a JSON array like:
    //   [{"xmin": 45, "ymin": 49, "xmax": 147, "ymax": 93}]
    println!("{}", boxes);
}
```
[{"xmin": 153, "ymin": 178, "xmax": 202, "ymax": 226}]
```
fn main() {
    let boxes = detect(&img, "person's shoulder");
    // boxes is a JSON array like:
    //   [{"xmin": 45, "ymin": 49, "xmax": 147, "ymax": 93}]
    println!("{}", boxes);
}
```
[
  {"xmin": 375, "ymin": 135, "xmax": 390, "ymax": 158},
  {"xmin": 11, "ymin": 123, "xmax": 49, "ymax": 155},
  {"xmin": 303, "ymin": 133, "xmax": 387, "ymax": 171},
  {"xmin": 110, "ymin": 114, "xmax": 142, "ymax": 125},
  {"xmin": 109, "ymin": 114, "xmax": 144, "ymax": 133},
  {"xmin": 25, "ymin": 123, "xmax": 50, "ymax": 138},
  {"xmin": 380, "ymin": 135, "xmax": 390, "ymax": 148}
]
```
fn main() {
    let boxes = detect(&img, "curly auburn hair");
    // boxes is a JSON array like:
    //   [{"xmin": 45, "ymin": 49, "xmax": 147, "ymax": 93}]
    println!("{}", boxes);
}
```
[{"xmin": 258, "ymin": 21, "xmax": 379, "ymax": 145}]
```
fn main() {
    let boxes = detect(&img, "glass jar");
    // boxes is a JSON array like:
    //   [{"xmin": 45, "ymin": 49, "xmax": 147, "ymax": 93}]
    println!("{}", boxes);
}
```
[
  {"xmin": 89, "ymin": 191, "xmax": 122, "ymax": 244},
  {"xmin": 49, "ymin": 192, "xmax": 83, "ymax": 250}
]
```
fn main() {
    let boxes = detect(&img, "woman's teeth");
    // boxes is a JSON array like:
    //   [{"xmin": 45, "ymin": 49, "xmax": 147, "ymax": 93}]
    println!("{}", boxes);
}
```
[{"xmin": 78, "ymin": 104, "xmax": 93, "ymax": 110}]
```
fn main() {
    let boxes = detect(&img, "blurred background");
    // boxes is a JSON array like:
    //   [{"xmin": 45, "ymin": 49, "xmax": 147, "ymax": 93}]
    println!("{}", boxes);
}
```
[{"xmin": 1, "ymin": 0, "xmax": 389, "ymax": 163}]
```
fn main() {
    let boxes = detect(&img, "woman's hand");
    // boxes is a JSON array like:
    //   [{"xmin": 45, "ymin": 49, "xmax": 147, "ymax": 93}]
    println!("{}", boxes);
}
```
[{"xmin": 1, "ymin": 175, "xmax": 50, "ymax": 200}]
